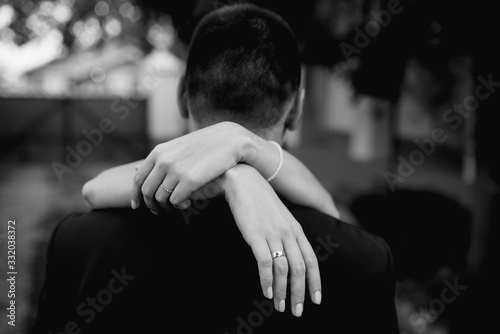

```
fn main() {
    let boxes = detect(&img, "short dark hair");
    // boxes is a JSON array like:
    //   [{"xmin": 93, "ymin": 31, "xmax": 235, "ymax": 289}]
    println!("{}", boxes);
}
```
[{"xmin": 184, "ymin": 4, "xmax": 301, "ymax": 130}]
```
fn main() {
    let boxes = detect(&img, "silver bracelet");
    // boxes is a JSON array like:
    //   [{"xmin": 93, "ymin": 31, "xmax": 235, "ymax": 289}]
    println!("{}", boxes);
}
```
[{"xmin": 266, "ymin": 141, "xmax": 283, "ymax": 182}]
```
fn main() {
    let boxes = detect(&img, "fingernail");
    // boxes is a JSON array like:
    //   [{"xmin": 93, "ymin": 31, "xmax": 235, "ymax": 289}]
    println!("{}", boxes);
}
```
[
  {"xmin": 151, "ymin": 210, "xmax": 158, "ymax": 215},
  {"xmin": 278, "ymin": 299, "xmax": 285, "ymax": 312},
  {"xmin": 314, "ymin": 290, "xmax": 322, "ymax": 304},
  {"xmin": 295, "ymin": 303, "xmax": 303, "ymax": 317},
  {"xmin": 267, "ymin": 287, "xmax": 273, "ymax": 299},
  {"xmin": 131, "ymin": 200, "xmax": 138, "ymax": 209}
]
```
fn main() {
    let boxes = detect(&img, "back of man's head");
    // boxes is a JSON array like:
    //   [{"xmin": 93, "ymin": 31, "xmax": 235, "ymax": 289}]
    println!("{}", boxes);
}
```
[{"xmin": 183, "ymin": 4, "xmax": 302, "ymax": 131}]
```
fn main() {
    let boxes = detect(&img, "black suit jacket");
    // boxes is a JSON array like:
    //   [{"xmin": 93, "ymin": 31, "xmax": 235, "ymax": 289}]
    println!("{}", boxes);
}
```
[{"xmin": 32, "ymin": 197, "xmax": 398, "ymax": 334}]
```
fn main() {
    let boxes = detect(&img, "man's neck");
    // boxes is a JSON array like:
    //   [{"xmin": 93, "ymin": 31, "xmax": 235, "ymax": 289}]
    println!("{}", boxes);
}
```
[
  {"xmin": 257, "ymin": 125, "xmax": 287, "ymax": 145},
  {"xmin": 188, "ymin": 119, "xmax": 286, "ymax": 145}
]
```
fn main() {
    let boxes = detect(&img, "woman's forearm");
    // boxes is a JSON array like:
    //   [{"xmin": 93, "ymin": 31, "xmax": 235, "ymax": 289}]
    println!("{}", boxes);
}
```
[
  {"xmin": 82, "ymin": 121, "xmax": 339, "ymax": 218},
  {"xmin": 82, "ymin": 161, "xmax": 142, "ymax": 209},
  {"xmin": 243, "ymin": 132, "xmax": 340, "ymax": 218},
  {"xmin": 219, "ymin": 163, "xmax": 322, "ymax": 315}
]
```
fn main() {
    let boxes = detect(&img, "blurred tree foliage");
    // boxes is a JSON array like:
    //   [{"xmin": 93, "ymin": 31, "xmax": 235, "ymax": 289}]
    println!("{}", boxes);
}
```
[
  {"xmin": 3, "ymin": 0, "xmax": 470, "ymax": 62},
  {"xmin": 1, "ymin": 0, "xmax": 475, "ymax": 101},
  {"xmin": 1, "ymin": 0, "xmax": 147, "ymax": 49},
  {"xmin": 137, "ymin": 0, "xmax": 472, "ymax": 102}
]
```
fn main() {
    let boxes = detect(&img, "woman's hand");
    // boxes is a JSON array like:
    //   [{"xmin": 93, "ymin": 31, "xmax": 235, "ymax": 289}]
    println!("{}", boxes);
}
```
[
  {"xmin": 132, "ymin": 121, "xmax": 254, "ymax": 213},
  {"xmin": 219, "ymin": 164, "xmax": 322, "ymax": 317},
  {"xmin": 174, "ymin": 164, "xmax": 323, "ymax": 316},
  {"xmin": 132, "ymin": 120, "xmax": 339, "ymax": 218}
]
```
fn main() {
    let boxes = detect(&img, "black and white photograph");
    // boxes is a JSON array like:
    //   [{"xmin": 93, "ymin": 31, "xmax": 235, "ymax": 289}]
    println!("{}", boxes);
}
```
[{"xmin": 0, "ymin": 0, "xmax": 497, "ymax": 333}]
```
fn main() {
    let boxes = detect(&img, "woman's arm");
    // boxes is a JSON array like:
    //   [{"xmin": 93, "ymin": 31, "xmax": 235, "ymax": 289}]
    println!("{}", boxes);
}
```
[
  {"xmin": 222, "ymin": 164, "xmax": 322, "ymax": 316},
  {"xmin": 243, "ymin": 131, "xmax": 339, "ymax": 218},
  {"xmin": 82, "ymin": 129, "xmax": 326, "ymax": 316},
  {"xmin": 82, "ymin": 161, "xmax": 142, "ymax": 209},
  {"xmin": 83, "ymin": 121, "xmax": 339, "ymax": 217},
  {"xmin": 133, "ymin": 121, "xmax": 339, "ymax": 217},
  {"xmin": 84, "ymin": 163, "xmax": 324, "ymax": 318},
  {"xmin": 178, "ymin": 163, "xmax": 322, "ymax": 317}
]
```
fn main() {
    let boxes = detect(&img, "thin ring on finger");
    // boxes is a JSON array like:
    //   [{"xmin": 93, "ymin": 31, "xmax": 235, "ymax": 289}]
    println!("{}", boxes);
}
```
[
  {"xmin": 154, "ymin": 176, "xmax": 177, "ymax": 210},
  {"xmin": 161, "ymin": 183, "xmax": 174, "ymax": 193}
]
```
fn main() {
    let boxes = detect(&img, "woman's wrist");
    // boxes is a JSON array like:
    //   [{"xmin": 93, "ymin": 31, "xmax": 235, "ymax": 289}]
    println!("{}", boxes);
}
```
[
  {"xmin": 219, "ymin": 121, "xmax": 259, "ymax": 165},
  {"xmin": 222, "ymin": 164, "xmax": 265, "ymax": 205},
  {"xmin": 240, "ymin": 132, "xmax": 281, "ymax": 182}
]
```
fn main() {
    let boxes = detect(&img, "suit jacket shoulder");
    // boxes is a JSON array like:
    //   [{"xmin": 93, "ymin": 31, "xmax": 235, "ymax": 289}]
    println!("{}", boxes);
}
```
[{"xmin": 33, "ymin": 199, "xmax": 398, "ymax": 334}]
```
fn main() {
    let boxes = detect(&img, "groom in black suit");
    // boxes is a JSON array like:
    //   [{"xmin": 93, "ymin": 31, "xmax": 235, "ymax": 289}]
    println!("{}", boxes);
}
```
[{"xmin": 32, "ymin": 4, "xmax": 398, "ymax": 334}]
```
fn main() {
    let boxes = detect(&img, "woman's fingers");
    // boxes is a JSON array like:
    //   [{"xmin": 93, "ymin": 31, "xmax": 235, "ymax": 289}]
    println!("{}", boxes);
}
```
[
  {"xmin": 248, "ymin": 238, "xmax": 274, "ymax": 300},
  {"xmin": 140, "ymin": 165, "xmax": 168, "ymax": 214},
  {"xmin": 298, "ymin": 234, "xmax": 322, "ymax": 305},
  {"xmin": 168, "ymin": 168, "xmax": 207, "ymax": 207},
  {"xmin": 268, "ymin": 241, "xmax": 288, "ymax": 313},
  {"xmin": 154, "ymin": 175, "xmax": 178, "ymax": 210},
  {"xmin": 131, "ymin": 159, "xmax": 154, "ymax": 209},
  {"xmin": 247, "ymin": 235, "xmax": 311, "ymax": 317},
  {"xmin": 154, "ymin": 186, "xmax": 170, "ymax": 210},
  {"xmin": 283, "ymin": 238, "xmax": 306, "ymax": 317}
]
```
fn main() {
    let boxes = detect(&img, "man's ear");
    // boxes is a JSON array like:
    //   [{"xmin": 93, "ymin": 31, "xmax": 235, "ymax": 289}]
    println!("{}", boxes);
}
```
[
  {"xmin": 176, "ymin": 74, "xmax": 189, "ymax": 120},
  {"xmin": 285, "ymin": 88, "xmax": 305, "ymax": 131}
]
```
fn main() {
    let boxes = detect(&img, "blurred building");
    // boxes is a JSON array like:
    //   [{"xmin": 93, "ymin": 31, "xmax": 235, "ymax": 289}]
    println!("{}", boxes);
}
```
[
  {"xmin": 24, "ymin": 39, "xmax": 143, "ymax": 97},
  {"xmin": 1, "ymin": 1, "xmax": 188, "ymax": 163}
]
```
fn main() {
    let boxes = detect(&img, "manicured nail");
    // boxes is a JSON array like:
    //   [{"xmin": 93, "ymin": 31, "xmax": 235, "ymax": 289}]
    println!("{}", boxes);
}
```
[
  {"xmin": 295, "ymin": 303, "xmax": 303, "ymax": 317},
  {"xmin": 267, "ymin": 287, "xmax": 273, "ymax": 299},
  {"xmin": 314, "ymin": 290, "xmax": 322, "ymax": 305},
  {"xmin": 131, "ymin": 200, "xmax": 138, "ymax": 209},
  {"xmin": 278, "ymin": 299, "xmax": 285, "ymax": 312}
]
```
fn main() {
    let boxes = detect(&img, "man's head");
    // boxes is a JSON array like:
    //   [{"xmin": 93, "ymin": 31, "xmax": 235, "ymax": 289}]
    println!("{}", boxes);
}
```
[{"xmin": 177, "ymin": 4, "xmax": 304, "ymax": 141}]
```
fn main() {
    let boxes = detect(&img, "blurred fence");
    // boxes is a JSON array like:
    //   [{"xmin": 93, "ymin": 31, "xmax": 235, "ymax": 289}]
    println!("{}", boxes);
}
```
[{"xmin": 0, "ymin": 97, "xmax": 149, "ymax": 164}]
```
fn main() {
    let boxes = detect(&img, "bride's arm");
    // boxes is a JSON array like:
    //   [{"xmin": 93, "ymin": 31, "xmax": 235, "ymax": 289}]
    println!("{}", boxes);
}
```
[
  {"xmin": 85, "ymin": 160, "xmax": 323, "ymax": 317},
  {"xmin": 82, "ymin": 161, "xmax": 142, "ymax": 209},
  {"xmin": 83, "ymin": 122, "xmax": 339, "ymax": 218},
  {"xmin": 243, "ymin": 131, "xmax": 339, "ymax": 218},
  {"xmin": 194, "ymin": 163, "xmax": 322, "ymax": 316}
]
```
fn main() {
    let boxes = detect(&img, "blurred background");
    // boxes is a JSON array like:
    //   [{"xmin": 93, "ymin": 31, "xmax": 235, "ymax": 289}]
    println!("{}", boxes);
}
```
[{"xmin": 0, "ymin": 0, "xmax": 498, "ymax": 333}]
